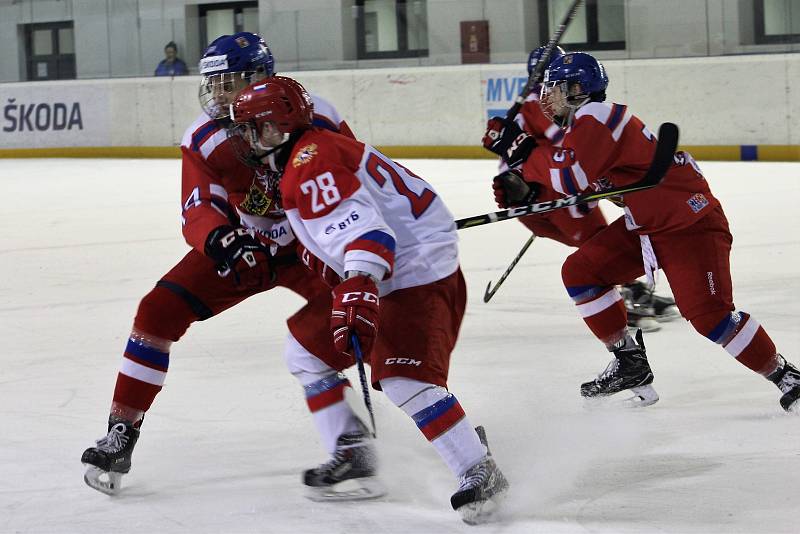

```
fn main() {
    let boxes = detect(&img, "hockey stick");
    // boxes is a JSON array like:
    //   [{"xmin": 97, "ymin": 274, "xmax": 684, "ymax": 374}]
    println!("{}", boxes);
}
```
[
  {"xmin": 506, "ymin": 0, "xmax": 583, "ymax": 120},
  {"xmin": 457, "ymin": 122, "xmax": 679, "ymax": 230},
  {"xmin": 350, "ymin": 334, "xmax": 376, "ymax": 438},
  {"xmin": 483, "ymin": 234, "xmax": 536, "ymax": 303}
]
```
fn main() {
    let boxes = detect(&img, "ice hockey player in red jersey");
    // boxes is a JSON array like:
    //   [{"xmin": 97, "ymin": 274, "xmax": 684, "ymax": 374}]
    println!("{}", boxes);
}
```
[
  {"xmin": 491, "ymin": 51, "xmax": 800, "ymax": 412},
  {"xmin": 230, "ymin": 76, "xmax": 509, "ymax": 524},
  {"xmin": 482, "ymin": 45, "xmax": 678, "ymax": 331},
  {"xmin": 80, "ymin": 33, "xmax": 373, "ymax": 496}
]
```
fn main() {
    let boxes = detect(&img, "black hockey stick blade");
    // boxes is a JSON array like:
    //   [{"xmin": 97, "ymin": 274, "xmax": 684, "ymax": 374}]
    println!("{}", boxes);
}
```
[
  {"xmin": 506, "ymin": 0, "xmax": 583, "ymax": 119},
  {"xmin": 457, "ymin": 122, "xmax": 679, "ymax": 230},
  {"xmin": 483, "ymin": 234, "xmax": 536, "ymax": 303}
]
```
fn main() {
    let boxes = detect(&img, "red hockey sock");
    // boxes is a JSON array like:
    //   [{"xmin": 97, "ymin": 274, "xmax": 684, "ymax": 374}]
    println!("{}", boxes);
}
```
[
  {"xmin": 692, "ymin": 310, "xmax": 780, "ymax": 376},
  {"xmin": 566, "ymin": 285, "xmax": 629, "ymax": 347},
  {"xmin": 111, "ymin": 330, "xmax": 171, "ymax": 422}
]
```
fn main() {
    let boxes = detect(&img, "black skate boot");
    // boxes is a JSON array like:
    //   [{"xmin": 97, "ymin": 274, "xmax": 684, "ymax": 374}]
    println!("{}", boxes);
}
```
[
  {"xmin": 81, "ymin": 416, "xmax": 140, "ymax": 495},
  {"xmin": 767, "ymin": 355, "xmax": 800, "ymax": 412},
  {"xmin": 624, "ymin": 281, "xmax": 680, "ymax": 323},
  {"xmin": 303, "ymin": 427, "xmax": 385, "ymax": 501},
  {"xmin": 451, "ymin": 426, "xmax": 509, "ymax": 525},
  {"xmin": 580, "ymin": 329, "xmax": 659, "ymax": 407}
]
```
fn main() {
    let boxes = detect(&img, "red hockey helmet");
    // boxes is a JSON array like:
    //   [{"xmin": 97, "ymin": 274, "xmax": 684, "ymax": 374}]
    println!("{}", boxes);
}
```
[{"xmin": 230, "ymin": 75, "xmax": 314, "ymax": 136}]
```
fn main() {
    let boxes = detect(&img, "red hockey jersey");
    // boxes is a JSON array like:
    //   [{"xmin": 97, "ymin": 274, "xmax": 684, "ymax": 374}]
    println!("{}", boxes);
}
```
[{"xmin": 522, "ymin": 101, "xmax": 719, "ymax": 235}]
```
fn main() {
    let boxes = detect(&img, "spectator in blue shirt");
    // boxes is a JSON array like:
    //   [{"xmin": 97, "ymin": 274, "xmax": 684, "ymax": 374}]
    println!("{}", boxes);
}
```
[{"xmin": 155, "ymin": 42, "xmax": 188, "ymax": 76}]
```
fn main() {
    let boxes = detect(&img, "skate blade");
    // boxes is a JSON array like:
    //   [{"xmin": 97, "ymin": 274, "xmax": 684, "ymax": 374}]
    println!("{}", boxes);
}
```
[
  {"xmin": 83, "ymin": 466, "xmax": 123, "ymax": 496},
  {"xmin": 623, "ymin": 385, "xmax": 660, "ymax": 407},
  {"xmin": 583, "ymin": 384, "xmax": 659, "ymax": 409},
  {"xmin": 456, "ymin": 491, "xmax": 507, "ymax": 525},
  {"xmin": 305, "ymin": 476, "xmax": 386, "ymax": 502}
]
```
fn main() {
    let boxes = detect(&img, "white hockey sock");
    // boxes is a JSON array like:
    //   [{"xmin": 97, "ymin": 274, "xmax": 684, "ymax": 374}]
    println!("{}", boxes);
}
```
[
  {"xmin": 285, "ymin": 333, "xmax": 360, "ymax": 454},
  {"xmin": 381, "ymin": 377, "xmax": 487, "ymax": 477}
]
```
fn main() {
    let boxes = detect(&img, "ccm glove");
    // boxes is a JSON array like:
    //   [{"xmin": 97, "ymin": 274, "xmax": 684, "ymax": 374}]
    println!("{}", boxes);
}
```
[
  {"xmin": 205, "ymin": 225, "xmax": 274, "ymax": 287},
  {"xmin": 331, "ymin": 275, "xmax": 379, "ymax": 359},
  {"xmin": 297, "ymin": 242, "xmax": 341, "ymax": 288},
  {"xmin": 492, "ymin": 169, "xmax": 541, "ymax": 208},
  {"xmin": 482, "ymin": 116, "xmax": 537, "ymax": 168}
]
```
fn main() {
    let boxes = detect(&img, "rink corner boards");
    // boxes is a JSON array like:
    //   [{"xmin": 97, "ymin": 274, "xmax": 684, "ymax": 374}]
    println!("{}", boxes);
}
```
[{"xmin": 0, "ymin": 144, "xmax": 798, "ymax": 161}]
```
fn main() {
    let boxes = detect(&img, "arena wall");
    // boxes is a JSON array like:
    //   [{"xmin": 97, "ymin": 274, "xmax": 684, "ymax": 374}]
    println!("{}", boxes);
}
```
[{"xmin": 1, "ymin": 53, "xmax": 798, "ymax": 160}]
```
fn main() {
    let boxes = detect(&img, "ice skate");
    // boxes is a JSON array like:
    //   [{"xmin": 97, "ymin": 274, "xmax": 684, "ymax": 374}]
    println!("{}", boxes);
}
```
[
  {"xmin": 581, "ymin": 329, "xmax": 659, "ymax": 407},
  {"xmin": 81, "ymin": 417, "xmax": 140, "ymax": 495},
  {"xmin": 767, "ymin": 356, "xmax": 800, "ymax": 413},
  {"xmin": 451, "ymin": 426, "xmax": 509, "ymax": 525},
  {"xmin": 303, "ymin": 426, "xmax": 385, "ymax": 501},
  {"xmin": 623, "ymin": 281, "xmax": 680, "ymax": 323},
  {"xmin": 621, "ymin": 286, "xmax": 660, "ymax": 332},
  {"xmin": 625, "ymin": 303, "xmax": 660, "ymax": 333}
]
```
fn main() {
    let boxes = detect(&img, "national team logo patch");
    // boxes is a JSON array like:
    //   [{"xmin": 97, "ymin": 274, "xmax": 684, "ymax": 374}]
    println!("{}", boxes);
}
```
[
  {"xmin": 687, "ymin": 193, "xmax": 709, "ymax": 213},
  {"xmin": 240, "ymin": 182, "xmax": 273, "ymax": 216},
  {"xmin": 236, "ymin": 36, "xmax": 249, "ymax": 48},
  {"xmin": 293, "ymin": 143, "xmax": 318, "ymax": 168}
]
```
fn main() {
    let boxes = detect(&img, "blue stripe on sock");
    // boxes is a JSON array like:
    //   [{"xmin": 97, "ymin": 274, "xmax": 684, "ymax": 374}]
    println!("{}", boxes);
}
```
[
  {"xmin": 304, "ymin": 373, "xmax": 348, "ymax": 398},
  {"xmin": 124, "ymin": 340, "xmax": 169, "ymax": 368},
  {"xmin": 566, "ymin": 284, "xmax": 604, "ymax": 300},
  {"xmin": 412, "ymin": 394, "xmax": 456, "ymax": 429},
  {"xmin": 706, "ymin": 312, "xmax": 741, "ymax": 344}
]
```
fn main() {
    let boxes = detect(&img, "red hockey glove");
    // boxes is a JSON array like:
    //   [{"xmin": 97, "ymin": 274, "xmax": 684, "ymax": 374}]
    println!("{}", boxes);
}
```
[
  {"xmin": 492, "ymin": 169, "xmax": 540, "ymax": 208},
  {"xmin": 331, "ymin": 275, "xmax": 379, "ymax": 359},
  {"xmin": 482, "ymin": 116, "xmax": 537, "ymax": 168},
  {"xmin": 297, "ymin": 242, "xmax": 341, "ymax": 288},
  {"xmin": 205, "ymin": 225, "xmax": 274, "ymax": 288}
]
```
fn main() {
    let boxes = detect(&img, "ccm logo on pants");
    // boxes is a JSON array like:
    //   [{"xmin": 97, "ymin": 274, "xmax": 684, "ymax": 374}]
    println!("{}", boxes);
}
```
[{"xmin": 385, "ymin": 357, "xmax": 422, "ymax": 366}]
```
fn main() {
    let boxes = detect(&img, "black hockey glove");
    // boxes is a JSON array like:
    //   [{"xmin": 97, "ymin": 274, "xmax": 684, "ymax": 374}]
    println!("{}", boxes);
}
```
[
  {"xmin": 492, "ymin": 169, "xmax": 540, "ymax": 208},
  {"xmin": 205, "ymin": 225, "xmax": 275, "ymax": 288},
  {"xmin": 482, "ymin": 116, "xmax": 537, "ymax": 168}
]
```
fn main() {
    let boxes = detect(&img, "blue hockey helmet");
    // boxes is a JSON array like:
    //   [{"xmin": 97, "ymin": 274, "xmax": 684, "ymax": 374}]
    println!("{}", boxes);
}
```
[
  {"xmin": 544, "ymin": 52, "xmax": 608, "ymax": 95},
  {"xmin": 199, "ymin": 32, "xmax": 275, "ymax": 77},
  {"xmin": 527, "ymin": 45, "xmax": 566, "ymax": 77},
  {"xmin": 541, "ymin": 52, "xmax": 608, "ymax": 124},
  {"xmin": 198, "ymin": 32, "xmax": 276, "ymax": 119}
]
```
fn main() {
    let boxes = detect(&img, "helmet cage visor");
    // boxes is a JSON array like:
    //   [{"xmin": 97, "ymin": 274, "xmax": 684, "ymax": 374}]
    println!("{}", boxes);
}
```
[
  {"xmin": 199, "ymin": 70, "xmax": 265, "ymax": 120},
  {"xmin": 540, "ymin": 79, "xmax": 589, "ymax": 123},
  {"xmin": 226, "ymin": 119, "xmax": 290, "ymax": 170}
]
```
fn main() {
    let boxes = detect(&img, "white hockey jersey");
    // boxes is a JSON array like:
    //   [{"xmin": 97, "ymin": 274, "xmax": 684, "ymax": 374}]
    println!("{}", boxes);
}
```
[{"xmin": 279, "ymin": 128, "xmax": 459, "ymax": 296}]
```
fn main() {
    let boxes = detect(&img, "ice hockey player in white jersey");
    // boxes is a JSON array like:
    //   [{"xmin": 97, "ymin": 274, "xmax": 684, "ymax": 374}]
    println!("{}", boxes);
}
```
[{"xmin": 229, "ymin": 75, "xmax": 510, "ymax": 524}]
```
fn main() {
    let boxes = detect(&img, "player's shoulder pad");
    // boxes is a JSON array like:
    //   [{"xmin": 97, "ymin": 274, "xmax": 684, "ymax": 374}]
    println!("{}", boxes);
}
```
[
  {"xmin": 574, "ymin": 101, "xmax": 631, "ymax": 138},
  {"xmin": 283, "ymin": 130, "xmax": 363, "ymax": 188},
  {"xmin": 308, "ymin": 92, "xmax": 344, "ymax": 133},
  {"xmin": 181, "ymin": 112, "xmax": 229, "ymax": 159},
  {"xmin": 281, "ymin": 130, "xmax": 364, "ymax": 215},
  {"xmin": 574, "ymin": 101, "xmax": 614, "ymax": 124}
]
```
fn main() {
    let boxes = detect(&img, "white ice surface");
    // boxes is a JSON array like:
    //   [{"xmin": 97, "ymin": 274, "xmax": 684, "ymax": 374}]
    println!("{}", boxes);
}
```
[{"xmin": 0, "ymin": 158, "xmax": 798, "ymax": 533}]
